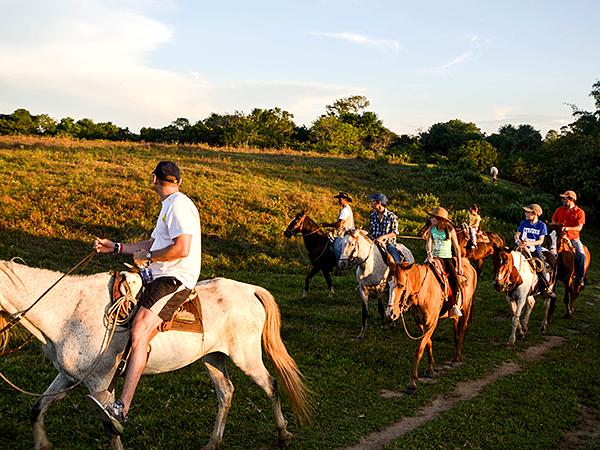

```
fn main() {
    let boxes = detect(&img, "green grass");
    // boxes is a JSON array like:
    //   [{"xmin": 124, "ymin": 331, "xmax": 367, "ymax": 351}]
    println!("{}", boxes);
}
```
[{"xmin": 0, "ymin": 135, "xmax": 598, "ymax": 449}]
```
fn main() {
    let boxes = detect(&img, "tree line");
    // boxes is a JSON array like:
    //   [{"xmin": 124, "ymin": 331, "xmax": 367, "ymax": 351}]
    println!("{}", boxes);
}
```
[{"xmin": 1, "ymin": 83, "xmax": 599, "ymax": 215}]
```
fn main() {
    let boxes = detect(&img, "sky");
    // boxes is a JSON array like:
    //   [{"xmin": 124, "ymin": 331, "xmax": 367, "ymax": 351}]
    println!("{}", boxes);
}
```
[{"xmin": 1, "ymin": 0, "xmax": 599, "ymax": 136}]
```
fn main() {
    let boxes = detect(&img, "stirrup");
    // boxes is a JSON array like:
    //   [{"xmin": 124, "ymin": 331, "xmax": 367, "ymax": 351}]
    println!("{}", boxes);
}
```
[{"xmin": 449, "ymin": 305, "xmax": 463, "ymax": 317}]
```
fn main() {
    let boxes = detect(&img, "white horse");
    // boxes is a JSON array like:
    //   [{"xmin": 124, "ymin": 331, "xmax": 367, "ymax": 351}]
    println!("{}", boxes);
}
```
[
  {"xmin": 492, "ymin": 248, "xmax": 542, "ymax": 346},
  {"xmin": 0, "ymin": 260, "xmax": 311, "ymax": 450},
  {"xmin": 338, "ymin": 229, "xmax": 392, "ymax": 339}
]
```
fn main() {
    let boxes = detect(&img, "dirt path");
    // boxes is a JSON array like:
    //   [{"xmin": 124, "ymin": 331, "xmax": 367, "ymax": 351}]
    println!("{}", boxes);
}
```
[{"xmin": 342, "ymin": 336, "xmax": 564, "ymax": 450}]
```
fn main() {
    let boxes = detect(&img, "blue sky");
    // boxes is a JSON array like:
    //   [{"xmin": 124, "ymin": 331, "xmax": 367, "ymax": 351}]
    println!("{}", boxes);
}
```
[{"xmin": 1, "ymin": 0, "xmax": 598, "ymax": 135}]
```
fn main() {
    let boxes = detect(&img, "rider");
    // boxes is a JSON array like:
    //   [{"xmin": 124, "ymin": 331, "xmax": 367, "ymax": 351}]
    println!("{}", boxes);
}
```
[
  {"xmin": 321, "ymin": 191, "xmax": 355, "ymax": 264},
  {"xmin": 514, "ymin": 204, "xmax": 552, "ymax": 295},
  {"xmin": 88, "ymin": 161, "xmax": 201, "ymax": 434},
  {"xmin": 467, "ymin": 204, "xmax": 481, "ymax": 249},
  {"xmin": 551, "ymin": 190, "xmax": 587, "ymax": 286},
  {"xmin": 367, "ymin": 193, "xmax": 413, "ymax": 264},
  {"xmin": 424, "ymin": 207, "xmax": 463, "ymax": 318}
]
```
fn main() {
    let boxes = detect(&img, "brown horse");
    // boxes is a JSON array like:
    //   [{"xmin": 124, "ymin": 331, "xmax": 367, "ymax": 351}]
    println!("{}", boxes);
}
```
[
  {"xmin": 284, "ymin": 211, "xmax": 336, "ymax": 298},
  {"xmin": 385, "ymin": 259, "xmax": 478, "ymax": 393},
  {"xmin": 542, "ymin": 223, "xmax": 591, "ymax": 329},
  {"xmin": 456, "ymin": 227, "xmax": 505, "ymax": 276}
]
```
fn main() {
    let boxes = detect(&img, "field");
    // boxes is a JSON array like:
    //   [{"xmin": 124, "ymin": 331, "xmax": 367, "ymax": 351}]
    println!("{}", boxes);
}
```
[{"xmin": 0, "ymin": 135, "xmax": 598, "ymax": 450}]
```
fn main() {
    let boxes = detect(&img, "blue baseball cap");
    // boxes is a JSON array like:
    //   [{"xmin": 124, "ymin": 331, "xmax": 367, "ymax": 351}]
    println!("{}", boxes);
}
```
[
  {"xmin": 153, "ymin": 161, "xmax": 181, "ymax": 183},
  {"xmin": 368, "ymin": 193, "xmax": 388, "ymax": 205}
]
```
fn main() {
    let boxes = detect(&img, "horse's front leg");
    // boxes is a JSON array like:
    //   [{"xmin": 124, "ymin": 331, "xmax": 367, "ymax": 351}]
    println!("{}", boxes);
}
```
[
  {"xmin": 322, "ymin": 268, "xmax": 335, "ymax": 297},
  {"xmin": 31, "ymin": 372, "xmax": 75, "ymax": 450},
  {"xmin": 521, "ymin": 295, "xmax": 536, "ymax": 334},
  {"xmin": 564, "ymin": 284, "xmax": 573, "ymax": 318},
  {"xmin": 356, "ymin": 286, "xmax": 369, "ymax": 340},
  {"xmin": 540, "ymin": 292, "xmax": 556, "ymax": 334},
  {"xmin": 407, "ymin": 323, "xmax": 437, "ymax": 393},
  {"xmin": 377, "ymin": 291, "xmax": 387, "ymax": 329},
  {"xmin": 203, "ymin": 353, "xmax": 235, "ymax": 450},
  {"xmin": 423, "ymin": 336, "xmax": 435, "ymax": 377},
  {"xmin": 303, "ymin": 266, "xmax": 321, "ymax": 298},
  {"xmin": 507, "ymin": 296, "xmax": 524, "ymax": 346}
]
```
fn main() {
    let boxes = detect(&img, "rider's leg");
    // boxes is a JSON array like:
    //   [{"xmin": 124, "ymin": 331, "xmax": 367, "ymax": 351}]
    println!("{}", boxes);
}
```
[
  {"xmin": 570, "ymin": 239, "xmax": 586, "ymax": 284},
  {"xmin": 444, "ymin": 258, "xmax": 462, "ymax": 317},
  {"xmin": 386, "ymin": 243, "xmax": 402, "ymax": 263},
  {"xmin": 470, "ymin": 227, "xmax": 477, "ymax": 247}
]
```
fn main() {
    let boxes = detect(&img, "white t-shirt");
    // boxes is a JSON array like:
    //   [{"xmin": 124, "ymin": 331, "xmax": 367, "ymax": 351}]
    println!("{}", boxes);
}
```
[
  {"xmin": 149, "ymin": 192, "xmax": 201, "ymax": 289},
  {"xmin": 335, "ymin": 204, "xmax": 355, "ymax": 236}
]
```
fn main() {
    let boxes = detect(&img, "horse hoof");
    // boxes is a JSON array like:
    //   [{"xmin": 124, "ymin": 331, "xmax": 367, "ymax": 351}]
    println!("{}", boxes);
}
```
[
  {"xmin": 404, "ymin": 385, "xmax": 417, "ymax": 395},
  {"xmin": 422, "ymin": 370, "xmax": 435, "ymax": 379},
  {"xmin": 301, "ymin": 291, "xmax": 308, "ymax": 299},
  {"xmin": 278, "ymin": 430, "xmax": 293, "ymax": 448}
]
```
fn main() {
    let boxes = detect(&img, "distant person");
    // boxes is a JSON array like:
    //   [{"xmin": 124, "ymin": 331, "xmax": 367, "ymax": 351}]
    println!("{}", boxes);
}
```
[
  {"xmin": 424, "ymin": 207, "xmax": 463, "ymax": 317},
  {"xmin": 490, "ymin": 166, "xmax": 499, "ymax": 183},
  {"xmin": 88, "ymin": 161, "xmax": 201, "ymax": 434},
  {"xmin": 551, "ymin": 190, "xmax": 586, "ymax": 286},
  {"xmin": 367, "ymin": 193, "xmax": 414, "ymax": 264},
  {"xmin": 467, "ymin": 204, "xmax": 481, "ymax": 249},
  {"xmin": 321, "ymin": 191, "xmax": 355, "ymax": 264}
]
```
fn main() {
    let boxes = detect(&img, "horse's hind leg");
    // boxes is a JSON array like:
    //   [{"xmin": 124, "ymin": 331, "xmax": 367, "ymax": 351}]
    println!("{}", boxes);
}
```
[
  {"xmin": 323, "ymin": 268, "xmax": 335, "ymax": 297},
  {"xmin": 303, "ymin": 266, "xmax": 320, "ymax": 298},
  {"xmin": 31, "ymin": 372, "xmax": 75, "ymax": 450},
  {"xmin": 230, "ymin": 351, "xmax": 293, "ymax": 446},
  {"xmin": 356, "ymin": 287, "xmax": 369, "ymax": 340},
  {"xmin": 202, "ymin": 353, "xmax": 234, "ymax": 450}
]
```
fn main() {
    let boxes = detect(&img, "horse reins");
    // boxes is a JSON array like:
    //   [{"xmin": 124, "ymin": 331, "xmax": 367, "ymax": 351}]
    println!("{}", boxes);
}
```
[{"xmin": 0, "ymin": 251, "xmax": 132, "ymax": 397}]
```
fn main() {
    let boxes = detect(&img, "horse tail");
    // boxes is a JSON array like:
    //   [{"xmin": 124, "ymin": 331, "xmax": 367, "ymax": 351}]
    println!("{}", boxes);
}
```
[{"xmin": 254, "ymin": 287, "xmax": 313, "ymax": 425}]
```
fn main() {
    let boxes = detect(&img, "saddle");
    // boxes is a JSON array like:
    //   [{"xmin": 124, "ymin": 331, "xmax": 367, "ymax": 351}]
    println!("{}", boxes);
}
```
[
  {"xmin": 428, "ymin": 258, "xmax": 466, "ymax": 309},
  {"xmin": 109, "ymin": 271, "xmax": 203, "ymax": 334}
]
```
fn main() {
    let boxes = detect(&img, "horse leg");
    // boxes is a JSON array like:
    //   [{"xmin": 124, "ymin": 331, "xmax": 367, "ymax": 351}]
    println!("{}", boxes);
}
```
[
  {"xmin": 228, "ymin": 350, "xmax": 293, "ymax": 446},
  {"xmin": 356, "ymin": 287, "xmax": 369, "ymax": 340},
  {"xmin": 303, "ymin": 266, "xmax": 321, "ymax": 298},
  {"xmin": 507, "ymin": 297, "xmax": 523, "ymax": 346},
  {"xmin": 377, "ymin": 292, "xmax": 387, "ymax": 329},
  {"xmin": 564, "ymin": 285, "xmax": 573, "ymax": 318},
  {"xmin": 322, "ymin": 268, "xmax": 335, "ymax": 297},
  {"xmin": 407, "ymin": 324, "xmax": 437, "ymax": 393},
  {"xmin": 521, "ymin": 295, "xmax": 536, "ymax": 335},
  {"xmin": 31, "ymin": 372, "xmax": 75, "ymax": 450},
  {"xmin": 474, "ymin": 259, "xmax": 484, "ymax": 277},
  {"xmin": 540, "ymin": 292, "xmax": 557, "ymax": 334},
  {"xmin": 202, "ymin": 353, "xmax": 235, "ymax": 450},
  {"xmin": 423, "ymin": 337, "xmax": 435, "ymax": 377}
]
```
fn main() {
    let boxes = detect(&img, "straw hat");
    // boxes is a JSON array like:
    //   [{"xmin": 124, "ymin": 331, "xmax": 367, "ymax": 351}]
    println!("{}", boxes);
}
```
[
  {"xmin": 522, "ymin": 204, "xmax": 543, "ymax": 216},
  {"xmin": 427, "ymin": 207, "xmax": 452, "ymax": 222}
]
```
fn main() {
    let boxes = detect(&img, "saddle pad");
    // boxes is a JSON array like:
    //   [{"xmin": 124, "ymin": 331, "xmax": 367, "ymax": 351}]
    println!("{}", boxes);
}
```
[{"xmin": 157, "ymin": 289, "xmax": 203, "ymax": 334}]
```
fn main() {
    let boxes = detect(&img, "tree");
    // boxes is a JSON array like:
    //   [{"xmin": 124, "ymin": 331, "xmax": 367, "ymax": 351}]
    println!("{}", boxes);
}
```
[
  {"xmin": 420, "ymin": 120, "xmax": 484, "ymax": 158},
  {"xmin": 310, "ymin": 115, "xmax": 363, "ymax": 154},
  {"xmin": 448, "ymin": 140, "xmax": 498, "ymax": 172},
  {"xmin": 325, "ymin": 95, "xmax": 370, "ymax": 116}
]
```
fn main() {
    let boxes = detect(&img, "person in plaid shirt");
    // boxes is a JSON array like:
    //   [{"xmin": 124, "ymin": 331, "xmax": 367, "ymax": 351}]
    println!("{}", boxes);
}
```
[{"xmin": 368, "ymin": 193, "xmax": 413, "ymax": 264}]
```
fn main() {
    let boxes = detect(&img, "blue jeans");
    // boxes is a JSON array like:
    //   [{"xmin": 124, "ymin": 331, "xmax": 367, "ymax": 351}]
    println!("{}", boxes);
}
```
[
  {"xmin": 570, "ymin": 239, "xmax": 586, "ymax": 280},
  {"xmin": 387, "ymin": 243, "xmax": 415, "ymax": 264},
  {"xmin": 333, "ymin": 237, "xmax": 343, "ymax": 263}
]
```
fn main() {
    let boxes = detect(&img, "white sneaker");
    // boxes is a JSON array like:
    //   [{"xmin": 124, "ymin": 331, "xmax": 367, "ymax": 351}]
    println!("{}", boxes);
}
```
[{"xmin": 449, "ymin": 305, "xmax": 463, "ymax": 317}]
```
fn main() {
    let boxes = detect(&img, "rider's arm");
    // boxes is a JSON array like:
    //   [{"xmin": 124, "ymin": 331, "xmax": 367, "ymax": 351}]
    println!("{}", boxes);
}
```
[
  {"xmin": 425, "ymin": 231, "xmax": 433, "ymax": 260},
  {"xmin": 94, "ymin": 237, "xmax": 153, "ymax": 255},
  {"xmin": 563, "ymin": 224, "xmax": 583, "ymax": 233},
  {"xmin": 133, "ymin": 234, "xmax": 192, "ymax": 267},
  {"xmin": 450, "ymin": 229, "xmax": 463, "ymax": 273}
]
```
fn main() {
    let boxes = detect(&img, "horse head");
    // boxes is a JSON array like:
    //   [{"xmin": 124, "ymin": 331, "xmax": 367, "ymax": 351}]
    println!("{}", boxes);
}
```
[
  {"xmin": 386, "ymin": 261, "xmax": 414, "ymax": 321},
  {"xmin": 546, "ymin": 221, "xmax": 570, "ymax": 253},
  {"xmin": 493, "ymin": 247, "xmax": 522, "ymax": 292},
  {"xmin": 284, "ymin": 211, "xmax": 307, "ymax": 238},
  {"xmin": 338, "ymin": 229, "xmax": 371, "ymax": 271}
]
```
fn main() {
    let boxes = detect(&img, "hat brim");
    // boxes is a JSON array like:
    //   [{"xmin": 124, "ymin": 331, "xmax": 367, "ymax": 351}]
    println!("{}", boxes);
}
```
[
  {"xmin": 333, "ymin": 195, "xmax": 352, "ymax": 202},
  {"xmin": 427, "ymin": 211, "xmax": 452, "ymax": 223}
]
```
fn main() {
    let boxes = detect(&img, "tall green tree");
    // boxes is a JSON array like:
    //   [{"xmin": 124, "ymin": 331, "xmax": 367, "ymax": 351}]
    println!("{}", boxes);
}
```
[{"xmin": 420, "ymin": 119, "xmax": 484, "ymax": 158}]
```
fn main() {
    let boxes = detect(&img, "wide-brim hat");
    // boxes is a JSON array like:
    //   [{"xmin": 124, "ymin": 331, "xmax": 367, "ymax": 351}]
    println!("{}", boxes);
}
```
[
  {"xmin": 427, "ymin": 206, "xmax": 452, "ymax": 223},
  {"xmin": 333, "ymin": 191, "xmax": 352, "ymax": 202},
  {"xmin": 522, "ymin": 204, "xmax": 543, "ymax": 216},
  {"xmin": 367, "ymin": 193, "xmax": 388, "ymax": 206},
  {"xmin": 559, "ymin": 190, "xmax": 577, "ymax": 201}
]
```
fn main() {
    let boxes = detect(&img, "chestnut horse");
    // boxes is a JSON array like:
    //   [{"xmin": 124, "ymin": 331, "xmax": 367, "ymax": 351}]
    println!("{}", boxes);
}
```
[
  {"xmin": 456, "ymin": 227, "xmax": 505, "ymax": 276},
  {"xmin": 385, "ymin": 260, "xmax": 478, "ymax": 393},
  {"xmin": 284, "ymin": 211, "xmax": 336, "ymax": 298},
  {"xmin": 542, "ymin": 223, "xmax": 591, "ymax": 329}
]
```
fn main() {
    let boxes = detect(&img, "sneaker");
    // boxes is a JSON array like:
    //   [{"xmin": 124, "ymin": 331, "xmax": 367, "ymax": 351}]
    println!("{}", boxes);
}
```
[
  {"xmin": 578, "ymin": 278, "xmax": 585, "ymax": 287},
  {"xmin": 449, "ymin": 305, "xmax": 463, "ymax": 318},
  {"xmin": 87, "ymin": 395, "xmax": 127, "ymax": 435}
]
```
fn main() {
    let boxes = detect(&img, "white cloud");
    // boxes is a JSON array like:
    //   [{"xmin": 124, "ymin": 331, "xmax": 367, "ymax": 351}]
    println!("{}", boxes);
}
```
[
  {"xmin": 421, "ymin": 33, "xmax": 488, "ymax": 75},
  {"xmin": 0, "ymin": 1, "xmax": 360, "ymax": 130},
  {"xmin": 310, "ymin": 31, "xmax": 400, "ymax": 53}
]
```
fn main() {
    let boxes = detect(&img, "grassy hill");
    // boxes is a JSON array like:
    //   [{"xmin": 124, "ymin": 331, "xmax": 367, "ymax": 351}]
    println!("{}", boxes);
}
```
[{"xmin": 0, "ymin": 135, "xmax": 598, "ymax": 450}]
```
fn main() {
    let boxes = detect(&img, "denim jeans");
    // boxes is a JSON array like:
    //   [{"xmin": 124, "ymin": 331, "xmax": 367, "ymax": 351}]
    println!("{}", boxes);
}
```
[
  {"xmin": 386, "ymin": 243, "xmax": 415, "ymax": 264},
  {"xmin": 570, "ymin": 239, "xmax": 586, "ymax": 279},
  {"xmin": 333, "ymin": 237, "xmax": 343, "ymax": 263}
]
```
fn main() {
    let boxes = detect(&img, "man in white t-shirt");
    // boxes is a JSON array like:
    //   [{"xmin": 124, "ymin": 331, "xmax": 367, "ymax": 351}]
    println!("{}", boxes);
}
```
[
  {"xmin": 321, "ymin": 191, "xmax": 355, "ymax": 263},
  {"xmin": 89, "ymin": 161, "xmax": 201, "ymax": 434}
]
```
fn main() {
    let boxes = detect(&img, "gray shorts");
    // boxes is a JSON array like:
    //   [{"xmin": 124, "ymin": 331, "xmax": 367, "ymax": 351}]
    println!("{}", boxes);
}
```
[{"xmin": 139, "ymin": 276, "xmax": 191, "ymax": 321}]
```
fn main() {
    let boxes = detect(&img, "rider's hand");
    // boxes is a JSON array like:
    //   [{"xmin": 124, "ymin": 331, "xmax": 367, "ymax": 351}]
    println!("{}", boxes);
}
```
[
  {"xmin": 374, "ymin": 236, "xmax": 384, "ymax": 244},
  {"xmin": 93, "ymin": 237, "xmax": 115, "ymax": 254}
]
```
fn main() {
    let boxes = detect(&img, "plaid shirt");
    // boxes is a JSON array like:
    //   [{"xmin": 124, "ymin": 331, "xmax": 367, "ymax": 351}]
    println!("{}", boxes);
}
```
[{"xmin": 369, "ymin": 209, "xmax": 398, "ymax": 244}]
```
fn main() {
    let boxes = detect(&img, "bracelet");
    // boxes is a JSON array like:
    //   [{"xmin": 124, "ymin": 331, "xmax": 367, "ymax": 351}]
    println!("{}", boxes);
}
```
[{"xmin": 113, "ymin": 242, "xmax": 122, "ymax": 254}]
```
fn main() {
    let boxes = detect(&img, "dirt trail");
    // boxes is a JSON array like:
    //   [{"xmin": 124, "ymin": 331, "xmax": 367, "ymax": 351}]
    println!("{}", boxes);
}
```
[{"xmin": 342, "ymin": 336, "xmax": 564, "ymax": 450}]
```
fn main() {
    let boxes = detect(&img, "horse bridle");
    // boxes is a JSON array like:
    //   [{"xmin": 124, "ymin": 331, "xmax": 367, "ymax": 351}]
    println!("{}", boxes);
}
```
[
  {"xmin": 338, "ymin": 233, "xmax": 374, "ymax": 267},
  {"xmin": 286, "ymin": 213, "xmax": 321, "ymax": 237}
]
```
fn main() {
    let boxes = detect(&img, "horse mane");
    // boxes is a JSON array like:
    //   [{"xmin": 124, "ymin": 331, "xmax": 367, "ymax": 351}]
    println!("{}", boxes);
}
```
[{"xmin": 0, "ymin": 259, "xmax": 26, "ymax": 290}]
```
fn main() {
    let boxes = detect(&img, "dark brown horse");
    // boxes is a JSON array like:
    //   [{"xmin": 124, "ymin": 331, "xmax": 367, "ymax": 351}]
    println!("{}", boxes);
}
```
[
  {"xmin": 541, "ymin": 223, "xmax": 591, "ymax": 330},
  {"xmin": 385, "ymin": 260, "xmax": 478, "ymax": 393},
  {"xmin": 284, "ymin": 211, "xmax": 336, "ymax": 297}
]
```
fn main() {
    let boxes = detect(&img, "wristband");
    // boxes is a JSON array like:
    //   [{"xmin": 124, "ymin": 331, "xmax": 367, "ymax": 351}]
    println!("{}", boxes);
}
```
[{"xmin": 113, "ymin": 242, "xmax": 122, "ymax": 254}]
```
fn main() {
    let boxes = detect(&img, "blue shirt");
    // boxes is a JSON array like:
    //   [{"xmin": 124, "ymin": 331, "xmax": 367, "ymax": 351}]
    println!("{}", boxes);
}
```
[
  {"xmin": 517, "ymin": 220, "xmax": 547, "ymax": 252},
  {"xmin": 369, "ymin": 209, "xmax": 398, "ymax": 244}
]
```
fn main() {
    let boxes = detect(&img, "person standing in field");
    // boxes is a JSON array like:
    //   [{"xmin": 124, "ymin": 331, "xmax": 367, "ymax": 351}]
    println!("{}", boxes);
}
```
[
  {"xmin": 490, "ymin": 166, "xmax": 499, "ymax": 183},
  {"xmin": 88, "ymin": 161, "xmax": 201, "ymax": 434},
  {"xmin": 551, "ymin": 190, "xmax": 587, "ymax": 286},
  {"xmin": 321, "ymin": 191, "xmax": 355, "ymax": 264}
]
